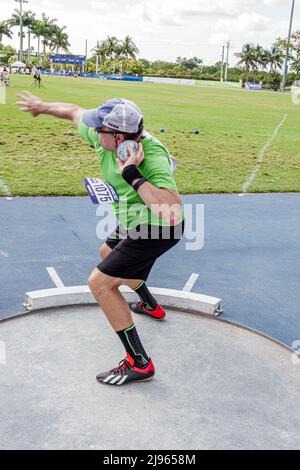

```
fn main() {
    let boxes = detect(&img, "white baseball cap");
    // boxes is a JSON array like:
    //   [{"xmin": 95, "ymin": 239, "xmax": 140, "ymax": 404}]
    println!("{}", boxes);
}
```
[{"xmin": 82, "ymin": 98, "xmax": 143, "ymax": 134}]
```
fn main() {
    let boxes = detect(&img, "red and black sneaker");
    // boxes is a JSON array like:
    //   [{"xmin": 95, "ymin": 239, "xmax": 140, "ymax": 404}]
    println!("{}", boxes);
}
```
[
  {"xmin": 129, "ymin": 302, "xmax": 166, "ymax": 321},
  {"xmin": 96, "ymin": 353, "xmax": 155, "ymax": 386}
]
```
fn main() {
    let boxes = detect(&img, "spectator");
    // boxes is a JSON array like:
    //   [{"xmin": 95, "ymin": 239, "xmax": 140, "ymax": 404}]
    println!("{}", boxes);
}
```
[{"xmin": 0, "ymin": 68, "xmax": 10, "ymax": 86}]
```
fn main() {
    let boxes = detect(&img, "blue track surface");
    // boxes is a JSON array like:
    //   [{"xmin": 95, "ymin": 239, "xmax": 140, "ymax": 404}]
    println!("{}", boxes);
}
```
[{"xmin": 0, "ymin": 194, "xmax": 299, "ymax": 347}]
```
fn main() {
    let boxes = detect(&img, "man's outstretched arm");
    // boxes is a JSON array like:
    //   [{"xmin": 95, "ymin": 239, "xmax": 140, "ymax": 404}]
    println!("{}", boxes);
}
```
[{"xmin": 16, "ymin": 92, "xmax": 84, "ymax": 125}]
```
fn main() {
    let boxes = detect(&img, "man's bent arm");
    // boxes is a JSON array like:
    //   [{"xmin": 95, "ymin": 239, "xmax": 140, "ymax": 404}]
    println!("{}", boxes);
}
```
[{"xmin": 134, "ymin": 182, "xmax": 182, "ymax": 226}]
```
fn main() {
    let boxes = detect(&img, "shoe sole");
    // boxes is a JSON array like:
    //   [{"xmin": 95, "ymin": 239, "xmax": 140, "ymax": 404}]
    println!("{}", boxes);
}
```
[
  {"xmin": 129, "ymin": 304, "xmax": 166, "ymax": 321},
  {"xmin": 131, "ymin": 309, "xmax": 166, "ymax": 321},
  {"xmin": 145, "ymin": 315, "xmax": 165, "ymax": 322},
  {"xmin": 96, "ymin": 373, "xmax": 155, "ymax": 385}
]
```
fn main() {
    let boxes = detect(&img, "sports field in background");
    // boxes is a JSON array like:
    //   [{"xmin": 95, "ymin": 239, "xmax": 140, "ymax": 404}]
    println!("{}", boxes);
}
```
[{"xmin": 0, "ymin": 75, "xmax": 299, "ymax": 196}]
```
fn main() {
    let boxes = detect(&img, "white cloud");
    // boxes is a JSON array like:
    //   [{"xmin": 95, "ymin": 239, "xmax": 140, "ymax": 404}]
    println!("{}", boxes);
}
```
[
  {"xmin": 216, "ymin": 12, "xmax": 272, "ymax": 33},
  {"xmin": 2, "ymin": 0, "xmax": 299, "ymax": 64},
  {"xmin": 41, "ymin": 0, "xmax": 63, "ymax": 9},
  {"xmin": 89, "ymin": 1, "xmax": 109, "ymax": 10},
  {"xmin": 209, "ymin": 33, "xmax": 230, "ymax": 45},
  {"xmin": 105, "ymin": 1, "xmax": 184, "ymax": 27}
]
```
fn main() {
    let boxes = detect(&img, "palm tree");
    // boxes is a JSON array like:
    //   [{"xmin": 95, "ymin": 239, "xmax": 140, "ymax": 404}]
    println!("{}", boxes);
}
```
[
  {"xmin": 32, "ymin": 14, "xmax": 57, "ymax": 66},
  {"xmin": 10, "ymin": 9, "xmax": 23, "ymax": 26},
  {"xmin": 33, "ymin": 15, "xmax": 57, "ymax": 66},
  {"xmin": 23, "ymin": 11, "xmax": 36, "ymax": 62},
  {"xmin": 253, "ymin": 45, "xmax": 269, "ymax": 73},
  {"xmin": 105, "ymin": 36, "xmax": 121, "ymax": 73},
  {"xmin": 235, "ymin": 43, "xmax": 256, "ymax": 80},
  {"xmin": 31, "ymin": 19, "xmax": 44, "ymax": 65},
  {"xmin": 106, "ymin": 36, "xmax": 120, "ymax": 60},
  {"xmin": 290, "ymin": 33, "xmax": 300, "ymax": 76},
  {"xmin": 9, "ymin": 9, "xmax": 36, "ymax": 62},
  {"xmin": 291, "ymin": 56, "xmax": 300, "ymax": 75},
  {"xmin": 41, "ymin": 14, "xmax": 57, "ymax": 66},
  {"xmin": 266, "ymin": 45, "xmax": 284, "ymax": 74},
  {"xmin": 0, "ymin": 21, "xmax": 12, "ymax": 43},
  {"xmin": 275, "ymin": 33, "xmax": 300, "ymax": 82},
  {"xmin": 121, "ymin": 36, "xmax": 139, "ymax": 60},
  {"xmin": 92, "ymin": 39, "xmax": 109, "ymax": 72},
  {"xmin": 93, "ymin": 40, "xmax": 108, "ymax": 61},
  {"xmin": 50, "ymin": 25, "xmax": 70, "ymax": 53},
  {"xmin": 120, "ymin": 35, "xmax": 139, "ymax": 73}
]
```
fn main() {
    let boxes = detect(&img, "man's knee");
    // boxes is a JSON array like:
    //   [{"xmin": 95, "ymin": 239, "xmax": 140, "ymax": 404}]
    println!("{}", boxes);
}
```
[
  {"xmin": 88, "ymin": 268, "xmax": 120, "ymax": 296},
  {"xmin": 88, "ymin": 269, "xmax": 105, "ymax": 294},
  {"xmin": 99, "ymin": 243, "xmax": 112, "ymax": 259}
]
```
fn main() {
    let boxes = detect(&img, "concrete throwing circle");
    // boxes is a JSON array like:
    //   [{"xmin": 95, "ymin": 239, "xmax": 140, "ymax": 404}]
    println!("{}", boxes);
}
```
[{"xmin": 0, "ymin": 305, "xmax": 300, "ymax": 450}]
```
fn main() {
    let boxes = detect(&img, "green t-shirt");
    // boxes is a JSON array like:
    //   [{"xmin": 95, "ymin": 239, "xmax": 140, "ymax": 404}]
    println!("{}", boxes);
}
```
[{"xmin": 78, "ymin": 117, "xmax": 184, "ymax": 230}]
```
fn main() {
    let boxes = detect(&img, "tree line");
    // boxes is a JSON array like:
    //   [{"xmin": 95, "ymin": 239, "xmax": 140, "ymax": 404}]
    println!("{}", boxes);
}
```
[
  {"xmin": 235, "ymin": 37, "xmax": 300, "ymax": 85},
  {"xmin": 0, "ymin": 12, "xmax": 139, "ymax": 72},
  {"xmin": 0, "ymin": 11, "xmax": 69, "ymax": 66},
  {"xmin": 1, "ymin": 10, "xmax": 299, "ymax": 85}
]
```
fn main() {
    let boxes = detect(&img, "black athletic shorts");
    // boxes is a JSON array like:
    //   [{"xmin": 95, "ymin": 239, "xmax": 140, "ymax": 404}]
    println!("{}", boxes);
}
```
[{"xmin": 97, "ymin": 219, "xmax": 185, "ymax": 281}]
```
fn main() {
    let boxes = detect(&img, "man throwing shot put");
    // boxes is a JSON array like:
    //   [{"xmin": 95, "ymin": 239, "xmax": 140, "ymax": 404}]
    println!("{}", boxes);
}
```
[{"xmin": 17, "ymin": 93, "xmax": 185, "ymax": 386}]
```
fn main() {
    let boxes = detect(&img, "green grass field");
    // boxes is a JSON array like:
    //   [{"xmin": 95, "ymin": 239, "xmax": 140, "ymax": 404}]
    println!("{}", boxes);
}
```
[{"xmin": 0, "ymin": 75, "xmax": 299, "ymax": 196}]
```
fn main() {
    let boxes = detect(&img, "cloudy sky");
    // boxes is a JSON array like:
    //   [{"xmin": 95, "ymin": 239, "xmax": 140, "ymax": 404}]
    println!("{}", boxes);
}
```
[{"xmin": 2, "ymin": 0, "xmax": 300, "ymax": 65}]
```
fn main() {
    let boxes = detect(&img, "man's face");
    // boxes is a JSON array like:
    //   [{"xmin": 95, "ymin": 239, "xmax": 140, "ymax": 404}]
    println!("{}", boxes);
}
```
[{"xmin": 98, "ymin": 126, "xmax": 125, "ymax": 152}]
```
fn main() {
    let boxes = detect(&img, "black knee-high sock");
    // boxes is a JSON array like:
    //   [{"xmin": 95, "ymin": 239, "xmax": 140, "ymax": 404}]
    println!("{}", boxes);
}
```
[
  {"xmin": 116, "ymin": 324, "xmax": 149, "ymax": 368},
  {"xmin": 133, "ymin": 281, "xmax": 158, "ymax": 311}
]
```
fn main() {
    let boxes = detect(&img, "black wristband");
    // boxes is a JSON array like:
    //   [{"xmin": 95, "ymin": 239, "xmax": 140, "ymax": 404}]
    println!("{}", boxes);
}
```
[
  {"xmin": 133, "ymin": 177, "xmax": 148, "ymax": 192},
  {"xmin": 122, "ymin": 165, "xmax": 143, "ymax": 186}
]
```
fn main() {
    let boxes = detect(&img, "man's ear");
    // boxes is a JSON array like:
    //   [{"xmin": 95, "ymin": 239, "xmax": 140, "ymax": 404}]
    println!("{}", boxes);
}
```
[{"xmin": 116, "ymin": 134, "xmax": 125, "ymax": 145}]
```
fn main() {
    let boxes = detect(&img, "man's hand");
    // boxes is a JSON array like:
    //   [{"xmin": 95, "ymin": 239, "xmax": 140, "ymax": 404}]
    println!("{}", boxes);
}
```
[
  {"xmin": 16, "ymin": 92, "xmax": 44, "ymax": 117},
  {"xmin": 117, "ymin": 142, "xmax": 145, "ymax": 173}
]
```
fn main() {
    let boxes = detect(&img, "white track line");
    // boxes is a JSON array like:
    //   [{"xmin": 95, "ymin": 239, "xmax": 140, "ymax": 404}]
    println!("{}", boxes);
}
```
[
  {"xmin": 46, "ymin": 267, "xmax": 65, "ymax": 288},
  {"xmin": 241, "ymin": 113, "xmax": 288, "ymax": 195},
  {"xmin": 183, "ymin": 273, "xmax": 199, "ymax": 292}
]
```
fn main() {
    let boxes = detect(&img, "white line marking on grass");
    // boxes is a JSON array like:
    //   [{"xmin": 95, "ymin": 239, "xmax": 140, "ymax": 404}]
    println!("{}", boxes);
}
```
[
  {"xmin": 183, "ymin": 273, "xmax": 199, "ymax": 292},
  {"xmin": 46, "ymin": 267, "xmax": 65, "ymax": 288},
  {"xmin": 241, "ymin": 113, "xmax": 288, "ymax": 195},
  {"xmin": 0, "ymin": 86, "xmax": 6, "ymax": 105}
]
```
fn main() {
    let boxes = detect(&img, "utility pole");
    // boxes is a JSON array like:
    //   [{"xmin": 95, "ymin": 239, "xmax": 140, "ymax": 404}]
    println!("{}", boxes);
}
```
[
  {"xmin": 225, "ymin": 40, "xmax": 230, "ymax": 82},
  {"xmin": 15, "ymin": 0, "xmax": 28, "ymax": 63},
  {"xmin": 85, "ymin": 39, "xmax": 88, "ymax": 73},
  {"xmin": 220, "ymin": 45, "xmax": 225, "ymax": 82},
  {"xmin": 27, "ymin": 28, "xmax": 30, "ymax": 63},
  {"xmin": 282, "ymin": 0, "xmax": 296, "ymax": 91}
]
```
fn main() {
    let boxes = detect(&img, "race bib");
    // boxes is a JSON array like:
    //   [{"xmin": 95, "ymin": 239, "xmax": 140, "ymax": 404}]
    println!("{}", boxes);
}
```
[{"xmin": 82, "ymin": 178, "xmax": 119, "ymax": 204}]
